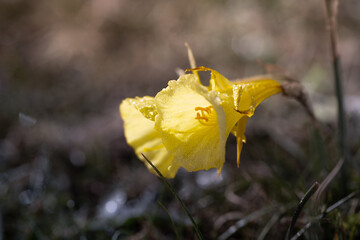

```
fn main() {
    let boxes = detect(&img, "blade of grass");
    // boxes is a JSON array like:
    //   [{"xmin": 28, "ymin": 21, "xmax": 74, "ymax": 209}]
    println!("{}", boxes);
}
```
[
  {"xmin": 141, "ymin": 153, "xmax": 203, "ymax": 240},
  {"xmin": 323, "ymin": 0, "xmax": 346, "ymax": 159},
  {"xmin": 291, "ymin": 190, "xmax": 360, "ymax": 240},
  {"xmin": 257, "ymin": 212, "xmax": 282, "ymax": 240},
  {"xmin": 324, "ymin": 190, "xmax": 359, "ymax": 215},
  {"xmin": 314, "ymin": 158, "xmax": 344, "ymax": 203},
  {"xmin": 335, "ymin": 212, "xmax": 345, "ymax": 240},
  {"xmin": 158, "ymin": 201, "xmax": 181, "ymax": 240},
  {"xmin": 290, "ymin": 222, "xmax": 312, "ymax": 240},
  {"xmin": 218, "ymin": 205, "xmax": 276, "ymax": 240},
  {"xmin": 111, "ymin": 230, "xmax": 121, "ymax": 240},
  {"xmin": 285, "ymin": 182, "xmax": 319, "ymax": 240}
]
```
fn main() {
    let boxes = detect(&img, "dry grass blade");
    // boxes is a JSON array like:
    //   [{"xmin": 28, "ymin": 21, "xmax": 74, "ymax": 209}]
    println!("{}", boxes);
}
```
[
  {"xmin": 290, "ymin": 222, "xmax": 312, "ymax": 240},
  {"xmin": 314, "ymin": 158, "xmax": 344, "ymax": 203},
  {"xmin": 214, "ymin": 212, "xmax": 244, "ymax": 230},
  {"xmin": 185, "ymin": 42, "xmax": 197, "ymax": 69},
  {"xmin": 324, "ymin": 190, "xmax": 359, "ymax": 215},
  {"xmin": 218, "ymin": 205, "xmax": 276, "ymax": 240},
  {"xmin": 291, "ymin": 190, "xmax": 360, "ymax": 240},
  {"xmin": 257, "ymin": 212, "xmax": 282, "ymax": 240}
]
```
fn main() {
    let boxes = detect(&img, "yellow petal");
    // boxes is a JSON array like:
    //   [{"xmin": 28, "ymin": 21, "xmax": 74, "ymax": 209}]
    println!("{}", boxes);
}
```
[
  {"xmin": 187, "ymin": 66, "xmax": 233, "ymax": 92},
  {"xmin": 124, "ymin": 96, "xmax": 158, "ymax": 121},
  {"xmin": 231, "ymin": 76, "xmax": 282, "ymax": 166},
  {"xmin": 235, "ymin": 116, "xmax": 248, "ymax": 167},
  {"xmin": 155, "ymin": 73, "xmax": 242, "ymax": 173},
  {"xmin": 233, "ymin": 76, "xmax": 282, "ymax": 116},
  {"xmin": 120, "ymin": 98, "xmax": 179, "ymax": 178}
]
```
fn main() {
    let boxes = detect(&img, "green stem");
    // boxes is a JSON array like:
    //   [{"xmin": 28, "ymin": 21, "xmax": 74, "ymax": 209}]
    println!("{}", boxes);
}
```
[
  {"xmin": 158, "ymin": 201, "xmax": 181, "ymax": 240},
  {"xmin": 333, "ymin": 56, "xmax": 346, "ymax": 158},
  {"xmin": 285, "ymin": 182, "xmax": 319, "ymax": 240},
  {"xmin": 323, "ymin": 0, "xmax": 347, "ymax": 159},
  {"xmin": 142, "ymin": 153, "xmax": 203, "ymax": 240}
]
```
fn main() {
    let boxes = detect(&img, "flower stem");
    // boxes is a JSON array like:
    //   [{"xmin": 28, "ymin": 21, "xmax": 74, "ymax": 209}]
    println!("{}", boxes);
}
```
[
  {"xmin": 323, "ymin": 0, "xmax": 347, "ymax": 159},
  {"xmin": 333, "ymin": 57, "xmax": 346, "ymax": 157},
  {"xmin": 142, "ymin": 153, "xmax": 203, "ymax": 240}
]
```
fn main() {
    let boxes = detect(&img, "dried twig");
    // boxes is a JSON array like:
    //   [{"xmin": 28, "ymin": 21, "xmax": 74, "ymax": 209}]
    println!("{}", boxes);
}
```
[{"xmin": 281, "ymin": 81, "xmax": 316, "ymax": 122}]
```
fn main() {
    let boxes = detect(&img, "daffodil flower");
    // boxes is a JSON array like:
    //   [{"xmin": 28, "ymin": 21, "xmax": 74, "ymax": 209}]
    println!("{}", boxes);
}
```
[
  {"xmin": 154, "ymin": 72, "xmax": 236, "ymax": 175},
  {"xmin": 120, "ymin": 67, "xmax": 282, "ymax": 178}
]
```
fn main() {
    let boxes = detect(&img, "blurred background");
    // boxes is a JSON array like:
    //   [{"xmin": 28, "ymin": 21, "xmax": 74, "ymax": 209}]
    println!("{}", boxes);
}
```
[{"xmin": 1, "ymin": 0, "xmax": 359, "ymax": 239}]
